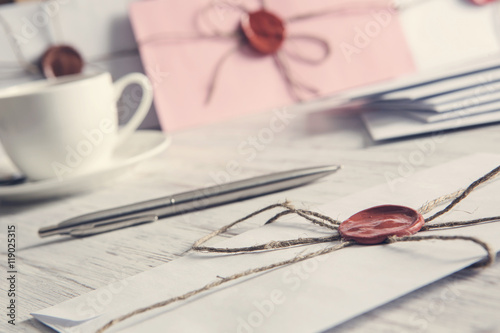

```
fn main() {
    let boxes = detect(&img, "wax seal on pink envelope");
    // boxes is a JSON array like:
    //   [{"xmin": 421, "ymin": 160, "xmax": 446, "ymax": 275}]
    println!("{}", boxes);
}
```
[
  {"xmin": 469, "ymin": 0, "xmax": 496, "ymax": 5},
  {"xmin": 241, "ymin": 10, "xmax": 285, "ymax": 54},
  {"xmin": 130, "ymin": 0, "xmax": 415, "ymax": 131}
]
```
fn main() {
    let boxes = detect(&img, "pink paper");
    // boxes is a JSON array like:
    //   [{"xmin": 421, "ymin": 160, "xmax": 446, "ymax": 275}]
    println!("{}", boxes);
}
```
[{"xmin": 130, "ymin": 0, "xmax": 415, "ymax": 131}]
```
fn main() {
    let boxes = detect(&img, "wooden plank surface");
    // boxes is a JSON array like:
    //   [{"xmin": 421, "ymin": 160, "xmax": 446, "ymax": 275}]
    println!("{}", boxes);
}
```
[{"xmin": 1, "ymin": 109, "xmax": 499, "ymax": 332}]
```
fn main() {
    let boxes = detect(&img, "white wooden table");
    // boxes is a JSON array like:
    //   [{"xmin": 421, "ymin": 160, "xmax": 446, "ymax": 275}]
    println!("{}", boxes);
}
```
[{"xmin": 1, "ymin": 108, "xmax": 499, "ymax": 333}]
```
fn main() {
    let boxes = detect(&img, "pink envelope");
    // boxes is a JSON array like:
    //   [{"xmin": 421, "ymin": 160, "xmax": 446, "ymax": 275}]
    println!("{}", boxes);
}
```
[{"xmin": 130, "ymin": 0, "xmax": 415, "ymax": 131}]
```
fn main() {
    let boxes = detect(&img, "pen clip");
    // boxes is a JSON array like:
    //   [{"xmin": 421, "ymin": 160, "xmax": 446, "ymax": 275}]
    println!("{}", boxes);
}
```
[{"xmin": 68, "ymin": 214, "xmax": 158, "ymax": 237}]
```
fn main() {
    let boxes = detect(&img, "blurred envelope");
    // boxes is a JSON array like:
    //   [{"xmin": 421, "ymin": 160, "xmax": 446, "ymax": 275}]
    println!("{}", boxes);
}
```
[
  {"xmin": 0, "ymin": 0, "xmax": 159, "ymax": 128},
  {"xmin": 32, "ymin": 153, "xmax": 500, "ymax": 332},
  {"xmin": 129, "ymin": 0, "xmax": 415, "ymax": 131}
]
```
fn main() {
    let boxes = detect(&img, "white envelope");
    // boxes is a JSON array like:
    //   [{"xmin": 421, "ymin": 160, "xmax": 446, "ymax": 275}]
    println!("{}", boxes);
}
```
[
  {"xmin": 0, "ymin": 0, "xmax": 159, "ymax": 129},
  {"xmin": 403, "ymin": 100, "xmax": 500, "ymax": 123},
  {"xmin": 32, "ymin": 153, "xmax": 500, "ymax": 333},
  {"xmin": 362, "ymin": 109, "xmax": 500, "ymax": 141}
]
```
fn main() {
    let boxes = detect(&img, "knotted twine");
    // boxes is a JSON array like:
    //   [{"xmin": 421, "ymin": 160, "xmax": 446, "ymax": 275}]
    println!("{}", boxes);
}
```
[{"xmin": 96, "ymin": 164, "xmax": 500, "ymax": 333}]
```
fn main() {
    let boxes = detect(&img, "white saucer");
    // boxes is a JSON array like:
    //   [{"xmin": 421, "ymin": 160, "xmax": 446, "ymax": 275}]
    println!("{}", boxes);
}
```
[{"xmin": 0, "ymin": 130, "xmax": 171, "ymax": 202}]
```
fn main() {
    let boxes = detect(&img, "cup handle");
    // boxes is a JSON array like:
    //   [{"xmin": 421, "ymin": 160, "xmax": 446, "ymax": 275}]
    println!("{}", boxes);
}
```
[{"xmin": 113, "ymin": 73, "xmax": 153, "ymax": 145}]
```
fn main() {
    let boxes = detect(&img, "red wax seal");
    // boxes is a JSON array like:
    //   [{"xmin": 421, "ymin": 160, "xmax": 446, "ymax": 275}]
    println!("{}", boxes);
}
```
[
  {"xmin": 241, "ymin": 9, "xmax": 285, "ymax": 54},
  {"xmin": 40, "ymin": 45, "xmax": 84, "ymax": 78},
  {"xmin": 339, "ymin": 205, "xmax": 424, "ymax": 245},
  {"xmin": 469, "ymin": 0, "xmax": 495, "ymax": 4}
]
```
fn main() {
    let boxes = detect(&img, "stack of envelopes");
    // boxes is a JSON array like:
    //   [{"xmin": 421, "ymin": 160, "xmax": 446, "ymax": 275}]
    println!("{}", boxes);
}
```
[{"xmin": 357, "ymin": 56, "xmax": 500, "ymax": 141}]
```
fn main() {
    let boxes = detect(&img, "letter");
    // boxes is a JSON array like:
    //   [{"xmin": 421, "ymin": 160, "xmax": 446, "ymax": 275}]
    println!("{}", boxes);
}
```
[
  {"xmin": 302, "ymin": 258, "xmax": 318, "ymax": 273},
  {"xmin": 43, "ymin": 0, "xmax": 60, "ymax": 17},
  {"xmin": 108, "ymin": 281, "xmax": 125, "ymax": 294},
  {"xmin": 131, "ymin": 86, "xmax": 143, "ymax": 103},
  {"xmin": 339, "ymin": 42, "xmax": 361, "ymax": 63},
  {"xmin": 273, "ymin": 108, "xmax": 296, "ymax": 126},
  {"xmin": 32, "ymin": 11, "xmax": 49, "ymax": 28},
  {"xmin": 82, "ymin": 128, "xmax": 103, "ymax": 146},
  {"xmin": 209, "ymin": 170, "xmax": 231, "ymax": 185},
  {"xmin": 247, "ymin": 311, "xmax": 264, "ymax": 328},
  {"xmin": 415, "ymin": 138, "xmax": 436, "ymax": 155},
  {"xmin": 65, "ymin": 145, "xmax": 82, "ymax": 168},
  {"xmin": 408, "ymin": 313, "xmax": 428, "ymax": 331},
  {"xmin": 292, "ymin": 265, "xmax": 309, "ymax": 280},
  {"xmin": 20, "ymin": 17, "xmax": 38, "ymax": 39},
  {"xmin": 282, "ymin": 270, "xmax": 301, "ymax": 291},
  {"xmin": 8, "ymin": 275, "xmax": 16, "ymax": 282},
  {"xmin": 428, "ymin": 297, "xmax": 445, "ymax": 315},
  {"xmin": 226, "ymin": 160, "xmax": 241, "ymax": 176},
  {"xmin": 117, "ymin": 104, "xmax": 130, "ymax": 122},
  {"xmin": 258, "ymin": 128, "xmax": 274, "ymax": 145},
  {"xmin": 397, "ymin": 155, "xmax": 414, "ymax": 178},
  {"xmin": 76, "ymin": 302, "xmax": 96, "ymax": 319},
  {"xmin": 76, "ymin": 140, "xmax": 93, "ymax": 157},
  {"xmin": 253, "ymin": 298, "xmax": 274, "ymax": 318},
  {"xmin": 86, "ymin": 296, "xmax": 104, "ymax": 313},
  {"xmin": 408, "ymin": 150, "xmax": 425, "ymax": 166},
  {"xmin": 96, "ymin": 289, "xmax": 113, "ymax": 307},
  {"xmin": 122, "ymin": 94, "xmax": 136, "ymax": 108},
  {"xmin": 269, "ymin": 114, "xmax": 285, "ymax": 132},
  {"xmin": 269, "ymin": 289, "xmax": 285, "ymax": 305},
  {"xmin": 236, "ymin": 316, "xmax": 253, "ymax": 333},
  {"xmin": 8, "ymin": 319, "xmax": 15, "ymax": 325},
  {"xmin": 8, "ymin": 291, "xmax": 15, "ymax": 297},
  {"xmin": 432, "ymin": 130, "xmax": 446, "ymax": 144},
  {"xmin": 146, "ymin": 64, "xmax": 169, "ymax": 87},
  {"xmin": 440, "ymin": 288, "xmax": 458, "ymax": 302},
  {"xmin": 99, "ymin": 118, "xmax": 115, "ymax": 134},
  {"xmin": 353, "ymin": 27, "xmax": 370, "ymax": 48},
  {"xmin": 384, "ymin": 171, "xmax": 405, "ymax": 191},
  {"xmin": 12, "ymin": 33, "xmax": 29, "ymax": 45},
  {"xmin": 247, "ymin": 136, "xmax": 266, "ymax": 151},
  {"xmin": 237, "ymin": 141, "xmax": 257, "ymax": 162},
  {"xmin": 371, "ymin": 9, "xmax": 392, "ymax": 27},
  {"xmin": 365, "ymin": 21, "xmax": 381, "ymax": 38}
]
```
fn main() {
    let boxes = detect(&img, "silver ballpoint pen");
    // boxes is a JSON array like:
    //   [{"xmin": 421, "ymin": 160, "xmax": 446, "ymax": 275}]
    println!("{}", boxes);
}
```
[{"xmin": 39, "ymin": 165, "xmax": 341, "ymax": 238}]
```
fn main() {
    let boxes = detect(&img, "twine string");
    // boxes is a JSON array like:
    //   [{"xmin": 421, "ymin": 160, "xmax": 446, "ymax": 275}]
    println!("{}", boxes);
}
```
[
  {"xmin": 282, "ymin": 34, "xmax": 331, "ymax": 65},
  {"xmin": 424, "ymin": 165, "xmax": 500, "ymax": 223},
  {"xmin": 388, "ymin": 235, "xmax": 495, "ymax": 267},
  {"xmin": 285, "ymin": 1, "xmax": 397, "ymax": 23},
  {"xmin": 96, "ymin": 241, "xmax": 355, "ymax": 333}
]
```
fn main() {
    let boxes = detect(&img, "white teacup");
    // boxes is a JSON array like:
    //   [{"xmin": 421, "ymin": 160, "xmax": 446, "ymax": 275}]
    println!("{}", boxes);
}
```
[{"xmin": 0, "ymin": 72, "xmax": 153, "ymax": 181}]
